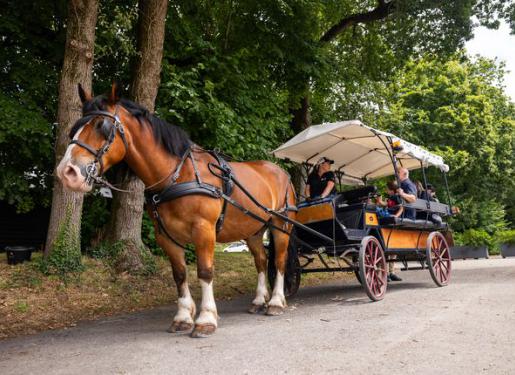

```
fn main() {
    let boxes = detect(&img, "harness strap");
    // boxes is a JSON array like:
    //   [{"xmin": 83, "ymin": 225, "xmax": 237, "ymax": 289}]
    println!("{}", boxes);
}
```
[
  {"xmin": 170, "ymin": 148, "xmax": 192, "ymax": 183},
  {"xmin": 189, "ymin": 152, "xmax": 202, "ymax": 184},
  {"xmin": 150, "ymin": 202, "xmax": 188, "ymax": 250},
  {"xmin": 207, "ymin": 151, "xmax": 234, "ymax": 233},
  {"xmin": 147, "ymin": 181, "xmax": 221, "ymax": 205},
  {"xmin": 70, "ymin": 139, "xmax": 100, "ymax": 157}
]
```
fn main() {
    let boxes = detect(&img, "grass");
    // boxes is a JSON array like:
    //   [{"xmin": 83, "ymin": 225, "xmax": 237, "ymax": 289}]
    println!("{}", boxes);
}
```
[{"xmin": 0, "ymin": 251, "xmax": 350, "ymax": 340}]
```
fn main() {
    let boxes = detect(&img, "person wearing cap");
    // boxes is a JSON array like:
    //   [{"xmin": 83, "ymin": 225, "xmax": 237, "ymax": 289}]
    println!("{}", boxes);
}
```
[
  {"xmin": 305, "ymin": 157, "xmax": 336, "ymax": 200},
  {"xmin": 419, "ymin": 183, "xmax": 444, "ymax": 225},
  {"xmin": 420, "ymin": 183, "xmax": 439, "ymax": 202}
]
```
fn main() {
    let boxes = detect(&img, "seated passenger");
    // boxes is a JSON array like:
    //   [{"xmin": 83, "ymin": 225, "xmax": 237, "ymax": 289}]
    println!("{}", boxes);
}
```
[
  {"xmin": 375, "ymin": 180, "xmax": 404, "ymax": 218},
  {"xmin": 376, "ymin": 181, "xmax": 404, "ymax": 282},
  {"xmin": 305, "ymin": 157, "xmax": 336, "ymax": 200},
  {"xmin": 397, "ymin": 167, "xmax": 417, "ymax": 219},
  {"xmin": 420, "ymin": 183, "xmax": 439, "ymax": 202},
  {"xmin": 421, "ymin": 184, "xmax": 443, "ymax": 225}
]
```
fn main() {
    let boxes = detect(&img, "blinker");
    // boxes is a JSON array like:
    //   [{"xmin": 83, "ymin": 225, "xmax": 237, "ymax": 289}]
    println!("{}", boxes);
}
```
[{"xmin": 100, "ymin": 118, "xmax": 113, "ymax": 138}]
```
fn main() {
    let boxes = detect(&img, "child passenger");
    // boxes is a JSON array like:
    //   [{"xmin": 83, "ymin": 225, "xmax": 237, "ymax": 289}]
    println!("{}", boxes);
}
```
[
  {"xmin": 376, "ymin": 180, "xmax": 404, "ymax": 218},
  {"xmin": 375, "ymin": 180, "xmax": 403, "ymax": 282}
]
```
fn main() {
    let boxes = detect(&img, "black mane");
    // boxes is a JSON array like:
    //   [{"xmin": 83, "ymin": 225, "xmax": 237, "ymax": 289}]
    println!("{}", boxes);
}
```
[{"xmin": 69, "ymin": 95, "xmax": 192, "ymax": 157}]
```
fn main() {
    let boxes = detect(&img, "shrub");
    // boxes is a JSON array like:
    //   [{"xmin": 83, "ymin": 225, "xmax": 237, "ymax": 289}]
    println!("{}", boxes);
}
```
[
  {"xmin": 457, "ymin": 228, "xmax": 499, "ymax": 255},
  {"xmin": 496, "ymin": 229, "xmax": 515, "ymax": 245},
  {"xmin": 184, "ymin": 243, "xmax": 196, "ymax": 265},
  {"xmin": 89, "ymin": 240, "xmax": 157, "ymax": 277},
  {"xmin": 141, "ymin": 212, "xmax": 163, "ymax": 256}
]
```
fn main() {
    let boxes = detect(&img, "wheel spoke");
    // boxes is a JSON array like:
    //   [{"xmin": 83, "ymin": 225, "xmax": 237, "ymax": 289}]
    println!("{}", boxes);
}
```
[
  {"xmin": 439, "ymin": 264, "xmax": 447, "ymax": 282},
  {"xmin": 376, "ymin": 273, "xmax": 385, "ymax": 287},
  {"xmin": 440, "ymin": 259, "xmax": 449, "ymax": 273},
  {"xmin": 369, "ymin": 270, "xmax": 376, "ymax": 289},
  {"xmin": 372, "ymin": 243, "xmax": 378, "ymax": 265},
  {"xmin": 373, "ymin": 275, "xmax": 380, "ymax": 295},
  {"xmin": 434, "ymin": 262, "xmax": 442, "ymax": 280},
  {"xmin": 436, "ymin": 262, "xmax": 442, "ymax": 280}
]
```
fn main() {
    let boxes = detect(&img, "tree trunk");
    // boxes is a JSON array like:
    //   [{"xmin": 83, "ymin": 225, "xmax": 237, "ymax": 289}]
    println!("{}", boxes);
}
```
[
  {"xmin": 45, "ymin": 0, "xmax": 99, "ymax": 255},
  {"xmin": 103, "ymin": 0, "xmax": 169, "ymax": 272},
  {"xmin": 289, "ymin": 94, "xmax": 311, "ymax": 195}
]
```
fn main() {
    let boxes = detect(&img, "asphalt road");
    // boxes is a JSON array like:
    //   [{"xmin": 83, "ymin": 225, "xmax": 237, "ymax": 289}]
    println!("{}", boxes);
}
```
[{"xmin": 1, "ymin": 258, "xmax": 515, "ymax": 375}]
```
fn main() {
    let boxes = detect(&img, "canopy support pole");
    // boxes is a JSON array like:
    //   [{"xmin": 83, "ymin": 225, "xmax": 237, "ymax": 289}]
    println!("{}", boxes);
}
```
[{"xmin": 443, "ymin": 171, "xmax": 453, "ymax": 212}]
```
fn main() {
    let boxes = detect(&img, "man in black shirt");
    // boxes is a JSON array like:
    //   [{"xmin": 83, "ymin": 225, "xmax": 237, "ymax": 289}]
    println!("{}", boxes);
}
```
[
  {"xmin": 397, "ymin": 167, "xmax": 417, "ymax": 219},
  {"xmin": 305, "ymin": 157, "xmax": 336, "ymax": 199}
]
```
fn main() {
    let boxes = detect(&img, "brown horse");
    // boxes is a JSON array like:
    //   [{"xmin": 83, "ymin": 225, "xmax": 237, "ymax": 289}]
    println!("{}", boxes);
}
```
[{"xmin": 57, "ymin": 84, "xmax": 296, "ymax": 338}]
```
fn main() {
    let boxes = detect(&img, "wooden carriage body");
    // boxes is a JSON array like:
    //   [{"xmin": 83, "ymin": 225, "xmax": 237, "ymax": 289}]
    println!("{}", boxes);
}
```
[{"xmin": 295, "ymin": 188, "xmax": 453, "ymax": 255}]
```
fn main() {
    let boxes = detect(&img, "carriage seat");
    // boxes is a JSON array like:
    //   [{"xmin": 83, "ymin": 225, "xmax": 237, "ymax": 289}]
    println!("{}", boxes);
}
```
[
  {"xmin": 378, "ymin": 216, "xmax": 448, "ymax": 229},
  {"xmin": 338, "ymin": 186, "xmax": 377, "ymax": 204}
]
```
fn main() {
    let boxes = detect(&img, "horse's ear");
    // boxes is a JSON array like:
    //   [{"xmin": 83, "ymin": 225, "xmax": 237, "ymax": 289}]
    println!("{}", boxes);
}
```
[
  {"xmin": 78, "ymin": 83, "xmax": 92, "ymax": 103},
  {"xmin": 108, "ymin": 81, "xmax": 121, "ymax": 105}
]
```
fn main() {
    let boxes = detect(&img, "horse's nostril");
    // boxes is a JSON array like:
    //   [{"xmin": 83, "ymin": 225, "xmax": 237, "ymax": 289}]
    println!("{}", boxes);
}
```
[{"xmin": 64, "ymin": 165, "xmax": 78, "ymax": 180}]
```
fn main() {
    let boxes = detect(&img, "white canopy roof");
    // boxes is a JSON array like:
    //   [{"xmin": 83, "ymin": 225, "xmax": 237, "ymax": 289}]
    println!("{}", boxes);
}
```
[{"xmin": 272, "ymin": 120, "xmax": 449, "ymax": 184}]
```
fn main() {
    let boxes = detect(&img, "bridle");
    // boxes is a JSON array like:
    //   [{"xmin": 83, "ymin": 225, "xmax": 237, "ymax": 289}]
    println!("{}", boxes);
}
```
[
  {"xmin": 69, "ymin": 107, "xmax": 129, "ymax": 186},
  {"xmin": 68, "ymin": 106, "xmax": 188, "ymax": 193}
]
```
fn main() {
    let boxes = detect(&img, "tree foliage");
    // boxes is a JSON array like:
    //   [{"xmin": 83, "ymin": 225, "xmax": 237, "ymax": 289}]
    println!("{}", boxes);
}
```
[
  {"xmin": 0, "ymin": 93, "xmax": 53, "ymax": 212},
  {"xmin": 0, "ymin": 0, "xmax": 513, "ymax": 248}
]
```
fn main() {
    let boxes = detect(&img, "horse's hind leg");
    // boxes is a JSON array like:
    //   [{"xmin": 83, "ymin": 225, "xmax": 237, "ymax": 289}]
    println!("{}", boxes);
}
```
[
  {"xmin": 267, "ymin": 219, "xmax": 290, "ymax": 316},
  {"xmin": 157, "ymin": 235, "xmax": 196, "ymax": 334},
  {"xmin": 246, "ymin": 227, "xmax": 269, "ymax": 314},
  {"xmin": 191, "ymin": 220, "xmax": 218, "ymax": 338}
]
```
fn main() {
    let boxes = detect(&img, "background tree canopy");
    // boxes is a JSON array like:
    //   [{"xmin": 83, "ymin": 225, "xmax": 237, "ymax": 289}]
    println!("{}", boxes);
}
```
[{"xmin": 1, "ymin": 0, "xmax": 513, "ymax": 247}]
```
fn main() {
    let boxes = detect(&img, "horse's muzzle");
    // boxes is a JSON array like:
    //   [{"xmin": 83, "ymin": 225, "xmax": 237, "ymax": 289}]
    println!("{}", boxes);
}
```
[{"xmin": 57, "ymin": 161, "xmax": 93, "ymax": 193}]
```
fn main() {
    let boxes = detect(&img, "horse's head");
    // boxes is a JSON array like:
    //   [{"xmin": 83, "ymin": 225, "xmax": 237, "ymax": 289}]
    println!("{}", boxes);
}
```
[{"xmin": 57, "ymin": 83, "xmax": 129, "ymax": 192}]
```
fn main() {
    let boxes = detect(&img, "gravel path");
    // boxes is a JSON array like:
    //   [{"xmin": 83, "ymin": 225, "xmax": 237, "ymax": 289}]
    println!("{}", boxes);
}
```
[{"xmin": 1, "ymin": 258, "xmax": 515, "ymax": 375}]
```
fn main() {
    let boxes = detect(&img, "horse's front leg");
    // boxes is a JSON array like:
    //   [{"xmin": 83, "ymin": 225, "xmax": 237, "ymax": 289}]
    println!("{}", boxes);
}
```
[
  {"xmin": 191, "ymin": 220, "xmax": 218, "ymax": 338},
  {"xmin": 267, "ymin": 221, "xmax": 289, "ymax": 316},
  {"xmin": 157, "ymin": 234, "xmax": 196, "ymax": 333},
  {"xmin": 246, "ymin": 229, "xmax": 270, "ymax": 313}
]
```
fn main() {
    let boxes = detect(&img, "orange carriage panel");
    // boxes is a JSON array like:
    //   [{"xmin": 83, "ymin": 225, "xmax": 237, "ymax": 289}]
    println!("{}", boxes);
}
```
[
  {"xmin": 296, "ymin": 203, "xmax": 334, "ymax": 224},
  {"xmin": 380, "ymin": 228, "xmax": 429, "ymax": 250},
  {"xmin": 365, "ymin": 212, "xmax": 379, "ymax": 226}
]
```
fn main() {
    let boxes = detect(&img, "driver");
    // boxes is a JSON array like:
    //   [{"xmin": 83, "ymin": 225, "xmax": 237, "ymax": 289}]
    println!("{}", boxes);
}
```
[{"xmin": 305, "ymin": 157, "xmax": 336, "ymax": 200}]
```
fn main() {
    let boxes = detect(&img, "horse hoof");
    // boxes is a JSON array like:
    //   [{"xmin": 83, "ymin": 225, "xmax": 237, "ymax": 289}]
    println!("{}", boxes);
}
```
[
  {"xmin": 167, "ymin": 321, "xmax": 193, "ymax": 333},
  {"xmin": 266, "ymin": 305, "xmax": 284, "ymax": 316},
  {"xmin": 191, "ymin": 324, "xmax": 217, "ymax": 338},
  {"xmin": 248, "ymin": 304, "xmax": 266, "ymax": 314}
]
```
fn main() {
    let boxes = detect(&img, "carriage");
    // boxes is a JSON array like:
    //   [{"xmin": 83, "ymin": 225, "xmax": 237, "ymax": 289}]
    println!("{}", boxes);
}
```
[{"xmin": 270, "ymin": 120, "xmax": 454, "ymax": 301}]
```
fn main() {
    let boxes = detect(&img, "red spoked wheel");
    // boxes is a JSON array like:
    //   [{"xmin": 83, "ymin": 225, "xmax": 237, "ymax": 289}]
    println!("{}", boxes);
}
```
[
  {"xmin": 426, "ymin": 232, "xmax": 452, "ymax": 287},
  {"xmin": 358, "ymin": 236, "xmax": 387, "ymax": 301}
]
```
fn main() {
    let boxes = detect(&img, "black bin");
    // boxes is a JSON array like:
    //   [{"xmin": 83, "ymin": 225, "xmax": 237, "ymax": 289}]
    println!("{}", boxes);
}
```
[{"xmin": 5, "ymin": 246, "xmax": 34, "ymax": 265}]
